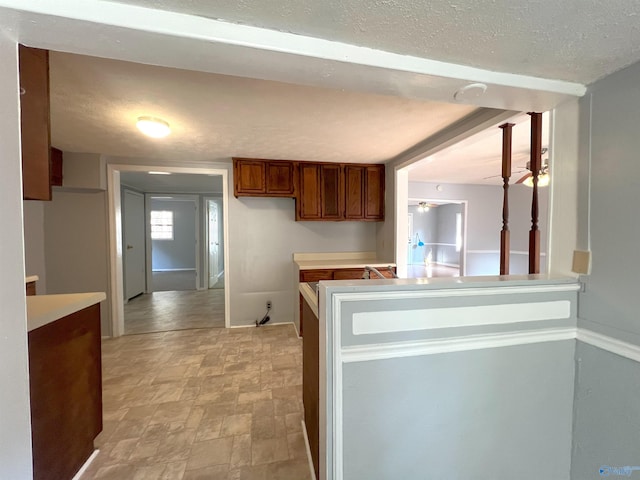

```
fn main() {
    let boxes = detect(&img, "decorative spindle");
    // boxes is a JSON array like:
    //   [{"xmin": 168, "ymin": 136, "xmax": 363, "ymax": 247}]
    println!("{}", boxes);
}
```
[
  {"xmin": 499, "ymin": 122, "xmax": 515, "ymax": 275},
  {"xmin": 528, "ymin": 112, "xmax": 542, "ymax": 274}
]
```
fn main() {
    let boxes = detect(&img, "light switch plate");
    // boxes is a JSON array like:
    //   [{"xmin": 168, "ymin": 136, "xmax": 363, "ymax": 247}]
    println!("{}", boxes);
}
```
[{"xmin": 572, "ymin": 250, "xmax": 591, "ymax": 274}]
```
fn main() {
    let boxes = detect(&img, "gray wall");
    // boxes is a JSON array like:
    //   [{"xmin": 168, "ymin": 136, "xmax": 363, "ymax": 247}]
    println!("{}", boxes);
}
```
[
  {"xmin": 568, "ymin": 53, "xmax": 640, "ymax": 480},
  {"xmin": 576, "ymin": 59, "xmax": 640, "ymax": 345},
  {"xmin": 23, "ymin": 200, "xmax": 48, "ymax": 293},
  {"xmin": 44, "ymin": 190, "xmax": 111, "ymax": 335},
  {"xmin": 435, "ymin": 202, "xmax": 462, "ymax": 265},
  {"xmin": 572, "ymin": 342, "xmax": 640, "ymax": 479},
  {"xmin": 150, "ymin": 197, "xmax": 197, "ymax": 271},
  {"xmin": 409, "ymin": 182, "xmax": 549, "ymax": 275},
  {"xmin": 344, "ymin": 342, "xmax": 575, "ymax": 480}
]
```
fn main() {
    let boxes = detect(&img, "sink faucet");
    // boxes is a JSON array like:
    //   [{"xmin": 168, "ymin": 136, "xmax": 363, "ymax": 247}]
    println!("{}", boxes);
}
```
[{"xmin": 362, "ymin": 266, "xmax": 386, "ymax": 279}]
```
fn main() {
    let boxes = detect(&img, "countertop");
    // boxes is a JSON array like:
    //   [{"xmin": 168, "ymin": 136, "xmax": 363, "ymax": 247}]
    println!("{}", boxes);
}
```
[
  {"xmin": 294, "ymin": 251, "xmax": 395, "ymax": 270},
  {"xmin": 25, "ymin": 275, "xmax": 39, "ymax": 283},
  {"xmin": 27, "ymin": 292, "xmax": 106, "ymax": 332}
]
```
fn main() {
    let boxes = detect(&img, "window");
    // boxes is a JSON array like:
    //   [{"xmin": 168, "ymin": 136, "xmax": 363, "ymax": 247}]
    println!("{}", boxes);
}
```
[{"xmin": 150, "ymin": 210, "xmax": 173, "ymax": 240}]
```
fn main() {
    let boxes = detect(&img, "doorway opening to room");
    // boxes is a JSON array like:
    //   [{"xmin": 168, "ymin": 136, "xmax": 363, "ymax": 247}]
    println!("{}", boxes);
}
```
[
  {"xmin": 395, "ymin": 112, "xmax": 551, "ymax": 279},
  {"xmin": 407, "ymin": 199, "xmax": 466, "ymax": 278},
  {"xmin": 109, "ymin": 165, "xmax": 231, "ymax": 336}
]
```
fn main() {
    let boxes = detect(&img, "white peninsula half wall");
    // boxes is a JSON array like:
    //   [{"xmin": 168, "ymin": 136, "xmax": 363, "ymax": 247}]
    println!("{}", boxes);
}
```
[{"xmin": 311, "ymin": 275, "xmax": 580, "ymax": 480}]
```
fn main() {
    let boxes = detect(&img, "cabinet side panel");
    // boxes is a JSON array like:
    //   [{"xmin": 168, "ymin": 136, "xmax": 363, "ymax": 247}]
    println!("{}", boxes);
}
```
[
  {"xmin": 19, "ymin": 46, "xmax": 51, "ymax": 201},
  {"xmin": 28, "ymin": 304, "xmax": 102, "ymax": 480}
]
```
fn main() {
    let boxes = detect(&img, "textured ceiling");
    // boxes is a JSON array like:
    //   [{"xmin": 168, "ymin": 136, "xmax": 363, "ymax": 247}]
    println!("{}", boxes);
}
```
[
  {"xmin": 50, "ymin": 52, "xmax": 476, "ymax": 163},
  {"xmin": 110, "ymin": 0, "xmax": 640, "ymax": 84},
  {"xmin": 407, "ymin": 112, "xmax": 549, "ymax": 185}
]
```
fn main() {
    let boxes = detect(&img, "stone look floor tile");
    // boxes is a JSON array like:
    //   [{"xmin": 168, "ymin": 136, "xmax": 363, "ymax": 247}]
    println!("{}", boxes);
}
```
[{"xmin": 82, "ymin": 316, "xmax": 310, "ymax": 480}]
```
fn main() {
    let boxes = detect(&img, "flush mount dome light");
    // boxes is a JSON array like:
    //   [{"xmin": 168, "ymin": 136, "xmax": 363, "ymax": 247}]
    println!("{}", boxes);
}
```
[{"xmin": 136, "ymin": 116, "xmax": 171, "ymax": 138}]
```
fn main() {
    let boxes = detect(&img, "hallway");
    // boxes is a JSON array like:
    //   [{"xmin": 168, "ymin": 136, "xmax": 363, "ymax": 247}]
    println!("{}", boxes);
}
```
[
  {"xmin": 82, "ymin": 325, "xmax": 311, "ymax": 479},
  {"xmin": 124, "ymin": 290, "xmax": 226, "ymax": 335}
]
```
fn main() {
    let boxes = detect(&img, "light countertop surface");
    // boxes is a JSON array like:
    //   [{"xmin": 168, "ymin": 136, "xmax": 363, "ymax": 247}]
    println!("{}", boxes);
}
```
[
  {"xmin": 25, "ymin": 275, "xmax": 39, "ymax": 283},
  {"xmin": 27, "ymin": 292, "xmax": 106, "ymax": 332},
  {"xmin": 294, "ymin": 251, "xmax": 395, "ymax": 270}
]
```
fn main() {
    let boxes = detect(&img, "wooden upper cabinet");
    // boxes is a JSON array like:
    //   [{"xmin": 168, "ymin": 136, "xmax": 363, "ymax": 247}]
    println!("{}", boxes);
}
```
[
  {"xmin": 297, "ymin": 163, "xmax": 322, "ymax": 220},
  {"xmin": 320, "ymin": 164, "xmax": 343, "ymax": 220},
  {"xmin": 233, "ymin": 158, "xmax": 296, "ymax": 197},
  {"xmin": 365, "ymin": 165, "xmax": 385, "ymax": 220},
  {"xmin": 19, "ymin": 45, "xmax": 51, "ymax": 201},
  {"xmin": 266, "ymin": 161, "xmax": 296, "ymax": 196},
  {"xmin": 344, "ymin": 166, "xmax": 365, "ymax": 219},
  {"xmin": 234, "ymin": 158, "xmax": 266, "ymax": 196}
]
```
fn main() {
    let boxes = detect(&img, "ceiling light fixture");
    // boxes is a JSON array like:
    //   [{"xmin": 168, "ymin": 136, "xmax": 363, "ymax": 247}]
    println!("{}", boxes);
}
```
[
  {"xmin": 417, "ymin": 202, "xmax": 430, "ymax": 213},
  {"xmin": 524, "ymin": 172, "xmax": 550, "ymax": 188},
  {"xmin": 137, "ymin": 116, "xmax": 171, "ymax": 138},
  {"xmin": 148, "ymin": 171, "xmax": 171, "ymax": 175}
]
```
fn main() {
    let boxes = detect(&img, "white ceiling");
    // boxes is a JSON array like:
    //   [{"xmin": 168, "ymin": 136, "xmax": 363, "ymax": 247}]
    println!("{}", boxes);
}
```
[{"xmin": 111, "ymin": 0, "xmax": 640, "ymax": 85}]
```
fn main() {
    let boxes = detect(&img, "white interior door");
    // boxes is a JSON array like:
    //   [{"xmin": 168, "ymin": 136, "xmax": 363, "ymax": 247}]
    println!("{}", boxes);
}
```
[
  {"xmin": 207, "ymin": 200, "xmax": 219, "ymax": 288},
  {"xmin": 123, "ymin": 190, "xmax": 145, "ymax": 300}
]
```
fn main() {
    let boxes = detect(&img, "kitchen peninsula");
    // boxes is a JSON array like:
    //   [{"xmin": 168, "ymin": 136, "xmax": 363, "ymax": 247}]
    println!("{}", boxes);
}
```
[
  {"xmin": 301, "ymin": 274, "xmax": 580, "ymax": 480},
  {"xmin": 27, "ymin": 292, "xmax": 105, "ymax": 480}
]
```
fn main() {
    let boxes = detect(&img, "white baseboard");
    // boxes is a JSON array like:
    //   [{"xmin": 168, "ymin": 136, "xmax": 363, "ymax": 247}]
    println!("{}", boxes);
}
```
[
  {"xmin": 152, "ymin": 268, "xmax": 196, "ymax": 272},
  {"xmin": 72, "ymin": 449, "xmax": 99, "ymax": 480}
]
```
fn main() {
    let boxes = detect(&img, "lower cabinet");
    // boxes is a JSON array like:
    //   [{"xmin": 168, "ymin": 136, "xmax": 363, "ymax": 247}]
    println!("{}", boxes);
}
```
[{"xmin": 28, "ymin": 304, "xmax": 102, "ymax": 480}]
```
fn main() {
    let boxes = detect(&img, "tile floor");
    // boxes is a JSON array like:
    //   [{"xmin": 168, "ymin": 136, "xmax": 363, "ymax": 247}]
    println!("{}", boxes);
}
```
[
  {"xmin": 125, "ymin": 290, "xmax": 225, "ymax": 335},
  {"xmin": 82, "ymin": 324, "xmax": 311, "ymax": 479}
]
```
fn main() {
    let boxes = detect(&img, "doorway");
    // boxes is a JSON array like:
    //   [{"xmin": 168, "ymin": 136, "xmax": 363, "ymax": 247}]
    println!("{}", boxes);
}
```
[
  {"xmin": 108, "ymin": 165, "xmax": 231, "ymax": 337},
  {"xmin": 406, "ymin": 199, "xmax": 466, "ymax": 278},
  {"xmin": 146, "ymin": 195, "xmax": 199, "ymax": 292}
]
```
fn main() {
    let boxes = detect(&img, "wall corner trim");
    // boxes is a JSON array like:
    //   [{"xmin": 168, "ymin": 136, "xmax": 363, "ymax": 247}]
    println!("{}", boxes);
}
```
[{"xmin": 577, "ymin": 328, "xmax": 640, "ymax": 363}]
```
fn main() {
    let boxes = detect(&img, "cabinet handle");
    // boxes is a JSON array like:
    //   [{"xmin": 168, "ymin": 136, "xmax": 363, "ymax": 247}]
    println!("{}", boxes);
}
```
[
  {"xmin": 19, "ymin": 87, "xmax": 26, "ymax": 95},
  {"xmin": 126, "ymin": 245, "xmax": 134, "ymax": 250}
]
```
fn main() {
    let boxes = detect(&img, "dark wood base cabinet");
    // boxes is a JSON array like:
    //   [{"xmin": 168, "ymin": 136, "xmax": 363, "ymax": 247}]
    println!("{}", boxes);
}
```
[
  {"xmin": 302, "ymin": 298, "xmax": 320, "ymax": 480},
  {"xmin": 28, "ymin": 304, "xmax": 102, "ymax": 480}
]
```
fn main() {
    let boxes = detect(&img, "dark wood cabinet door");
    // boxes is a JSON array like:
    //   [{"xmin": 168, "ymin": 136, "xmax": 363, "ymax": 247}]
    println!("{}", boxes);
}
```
[
  {"xmin": 266, "ymin": 161, "xmax": 296, "ymax": 196},
  {"xmin": 345, "ymin": 165, "xmax": 365, "ymax": 219},
  {"xmin": 234, "ymin": 158, "xmax": 266, "ymax": 196},
  {"xmin": 365, "ymin": 165, "xmax": 385, "ymax": 220},
  {"xmin": 297, "ymin": 163, "xmax": 322, "ymax": 220},
  {"xmin": 19, "ymin": 45, "xmax": 51, "ymax": 201},
  {"xmin": 321, "ymin": 164, "xmax": 344, "ymax": 220}
]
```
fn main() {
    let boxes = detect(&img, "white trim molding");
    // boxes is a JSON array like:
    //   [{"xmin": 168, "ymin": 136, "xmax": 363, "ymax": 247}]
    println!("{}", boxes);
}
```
[
  {"xmin": 343, "ymin": 327, "xmax": 577, "ymax": 363},
  {"xmin": 577, "ymin": 328, "xmax": 640, "ymax": 363},
  {"xmin": 352, "ymin": 300, "xmax": 571, "ymax": 335}
]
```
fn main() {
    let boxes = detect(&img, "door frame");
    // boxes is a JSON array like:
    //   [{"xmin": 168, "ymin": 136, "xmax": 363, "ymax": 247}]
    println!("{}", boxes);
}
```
[
  {"xmin": 107, "ymin": 164, "xmax": 231, "ymax": 336},
  {"xmin": 145, "ymin": 194, "xmax": 200, "ymax": 293}
]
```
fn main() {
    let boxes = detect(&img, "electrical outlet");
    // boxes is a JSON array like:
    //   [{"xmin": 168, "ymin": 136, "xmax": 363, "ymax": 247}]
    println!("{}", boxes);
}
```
[{"xmin": 266, "ymin": 301, "xmax": 272, "ymax": 310}]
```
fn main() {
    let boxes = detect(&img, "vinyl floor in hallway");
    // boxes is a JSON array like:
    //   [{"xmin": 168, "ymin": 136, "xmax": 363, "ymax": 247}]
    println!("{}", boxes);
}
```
[
  {"xmin": 124, "ymin": 289, "xmax": 225, "ymax": 335},
  {"xmin": 81, "ymin": 324, "xmax": 311, "ymax": 480}
]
